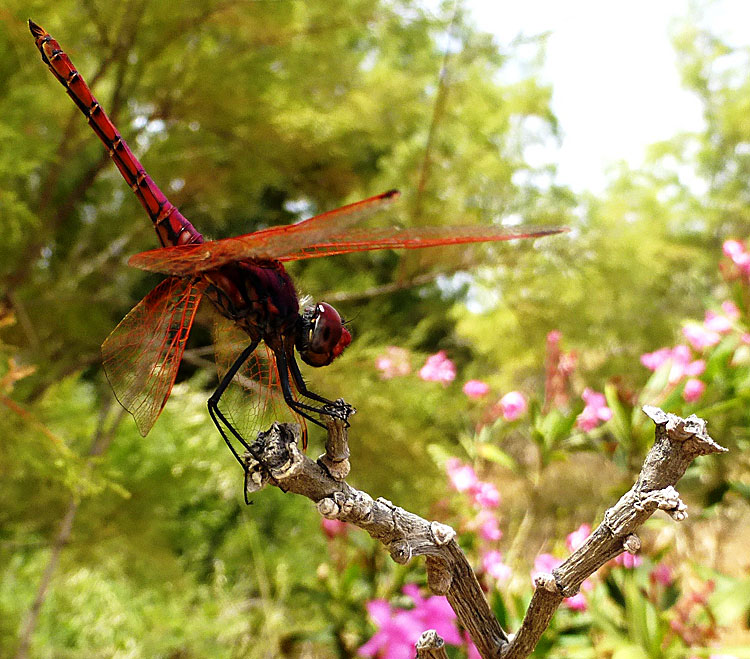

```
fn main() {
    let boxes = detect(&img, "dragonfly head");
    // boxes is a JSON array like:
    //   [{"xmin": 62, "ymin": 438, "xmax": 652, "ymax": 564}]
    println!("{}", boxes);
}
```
[{"xmin": 297, "ymin": 302, "xmax": 352, "ymax": 367}]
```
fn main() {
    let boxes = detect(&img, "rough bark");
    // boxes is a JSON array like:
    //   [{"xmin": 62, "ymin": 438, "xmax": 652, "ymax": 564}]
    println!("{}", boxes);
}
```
[
  {"xmin": 416, "ymin": 630, "xmax": 449, "ymax": 658},
  {"xmin": 242, "ymin": 406, "xmax": 726, "ymax": 658}
]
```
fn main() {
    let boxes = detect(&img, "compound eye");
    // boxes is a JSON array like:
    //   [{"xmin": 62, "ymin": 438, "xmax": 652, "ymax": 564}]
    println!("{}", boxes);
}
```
[
  {"xmin": 310, "ymin": 303, "xmax": 343, "ymax": 353},
  {"xmin": 299, "ymin": 302, "xmax": 352, "ymax": 367}
]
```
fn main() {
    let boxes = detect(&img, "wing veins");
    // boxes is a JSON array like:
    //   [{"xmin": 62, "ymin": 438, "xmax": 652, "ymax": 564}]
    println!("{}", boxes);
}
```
[
  {"xmin": 127, "ymin": 190, "xmax": 401, "ymax": 276},
  {"xmin": 102, "ymin": 277, "xmax": 201, "ymax": 435}
]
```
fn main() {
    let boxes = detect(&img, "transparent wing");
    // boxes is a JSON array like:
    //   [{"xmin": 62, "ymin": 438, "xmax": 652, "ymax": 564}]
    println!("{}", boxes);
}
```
[
  {"xmin": 212, "ymin": 317, "xmax": 307, "ymax": 447},
  {"xmin": 128, "ymin": 190, "xmax": 400, "ymax": 276},
  {"xmin": 274, "ymin": 224, "xmax": 568, "ymax": 262},
  {"xmin": 102, "ymin": 276, "xmax": 202, "ymax": 436}
]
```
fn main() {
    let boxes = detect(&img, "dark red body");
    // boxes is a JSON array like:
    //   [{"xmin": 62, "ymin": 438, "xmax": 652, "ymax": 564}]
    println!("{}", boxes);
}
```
[{"xmin": 202, "ymin": 261, "xmax": 301, "ymax": 351}]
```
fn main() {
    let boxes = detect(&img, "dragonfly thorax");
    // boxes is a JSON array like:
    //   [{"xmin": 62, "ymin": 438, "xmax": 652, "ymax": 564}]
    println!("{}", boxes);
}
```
[{"xmin": 296, "ymin": 302, "xmax": 351, "ymax": 367}]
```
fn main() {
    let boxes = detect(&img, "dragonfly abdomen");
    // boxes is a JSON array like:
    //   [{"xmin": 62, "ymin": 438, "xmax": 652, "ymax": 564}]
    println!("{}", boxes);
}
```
[{"xmin": 29, "ymin": 20, "xmax": 203, "ymax": 249}]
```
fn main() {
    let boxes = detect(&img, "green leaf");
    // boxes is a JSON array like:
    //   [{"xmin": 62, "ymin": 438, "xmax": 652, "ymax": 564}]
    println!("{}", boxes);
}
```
[
  {"xmin": 475, "ymin": 443, "xmax": 519, "ymax": 471},
  {"xmin": 605, "ymin": 382, "xmax": 632, "ymax": 450}
]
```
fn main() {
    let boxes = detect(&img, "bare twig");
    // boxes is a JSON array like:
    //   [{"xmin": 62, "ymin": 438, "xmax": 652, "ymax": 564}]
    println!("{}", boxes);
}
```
[
  {"xmin": 501, "ymin": 406, "xmax": 726, "ymax": 659},
  {"xmin": 242, "ymin": 406, "xmax": 726, "ymax": 658},
  {"xmin": 417, "ymin": 630, "xmax": 449, "ymax": 658},
  {"xmin": 318, "ymin": 407, "xmax": 351, "ymax": 480}
]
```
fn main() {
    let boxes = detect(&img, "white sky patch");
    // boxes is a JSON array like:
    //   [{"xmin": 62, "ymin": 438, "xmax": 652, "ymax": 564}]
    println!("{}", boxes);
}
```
[{"xmin": 462, "ymin": 0, "xmax": 750, "ymax": 194}]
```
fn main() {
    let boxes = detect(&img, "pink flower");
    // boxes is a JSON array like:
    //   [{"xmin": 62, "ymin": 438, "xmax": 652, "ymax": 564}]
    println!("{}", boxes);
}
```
[
  {"xmin": 321, "ymin": 518, "xmax": 348, "ymax": 539},
  {"xmin": 721, "ymin": 300, "xmax": 740, "ymax": 320},
  {"xmin": 476, "ymin": 511, "xmax": 502, "ymax": 542},
  {"xmin": 734, "ymin": 251, "xmax": 750, "ymax": 275},
  {"xmin": 650, "ymin": 563, "xmax": 673, "ymax": 586},
  {"xmin": 641, "ymin": 347, "xmax": 672, "ymax": 370},
  {"xmin": 671, "ymin": 344, "xmax": 691, "ymax": 363},
  {"xmin": 531, "ymin": 553, "xmax": 562, "ymax": 583},
  {"xmin": 723, "ymin": 239, "xmax": 750, "ymax": 276},
  {"xmin": 563, "ymin": 592, "xmax": 587, "ymax": 611},
  {"xmin": 614, "ymin": 552, "xmax": 642, "ymax": 569},
  {"xmin": 446, "ymin": 459, "xmax": 501, "ymax": 509},
  {"xmin": 482, "ymin": 550, "xmax": 512, "ymax": 583},
  {"xmin": 471, "ymin": 481, "xmax": 500, "ymax": 509},
  {"xmin": 576, "ymin": 388, "xmax": 612, "ymax": 432},
  {"xmin": 445, "ymin": 458, "xmax": 479, "ymax": 493},
  {"xmin": 704, "ymin": 311, "xmax": 732, "ymax": 334},
  {"xmin": 725, "ymin": 239, "xmax": 750, "ymax": 277},
  {"xmin": 723, "ymin": 239, "xmax": 745, "ymax": 258},
  {"xmin": 402, "ymin": 584, "xmax": 462, "ymax": 645},
  {"xmin": 684, "ymin": 359, "xmax": 706, "ymax": 377},
  {"xmin": 359, "ymin": 599, "xmax": 424, "ymax": 658},
  {"xmin": 463, "ymin": 379, "xmax": 490, "ymax": 398},
  {"xmin": 683, "ymin": 378, "xmax": 705, "ymax": 403},
  {"xmin": 498, "ymin": 391, "xmax": 527, "ymax": 421},
  {"xmin": 683, "ymin": 323, "xmax": 721, "ymax": 350},
  {"xmin": 359, "ymin": 586, "xmax": 463, "ymax": 658},
  {"xmin": 464, "ymin": 633, "xmax": 481, "ymax": 659},
  {"xmin": 566, "ymin": 523, "xmax": 591, "ymax": 552},
  {"xmin": 419, "ymin": 351, "xmax": 456, "ymax": 384},
  {"xmin": 646, "ymin": 345, "xmax": 705, "ymax": 384},
  {"xmin": 375, "ymin": 346, "xmax": 411, "ymax": 379},
  {"xmin": 582, "ymin": 388, "xmax": 609, "ymax": 410}
]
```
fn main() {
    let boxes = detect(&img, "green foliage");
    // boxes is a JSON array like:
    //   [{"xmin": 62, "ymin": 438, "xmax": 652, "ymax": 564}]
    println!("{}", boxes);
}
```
[{"xmin": 2, "ymin": 0, "xmax": 750, "ymax": 656}]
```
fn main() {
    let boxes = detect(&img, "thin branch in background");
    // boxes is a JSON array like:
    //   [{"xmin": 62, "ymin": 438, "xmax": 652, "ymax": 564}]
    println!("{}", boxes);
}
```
[
  {"xmin": 14, "ymin": 402, "xmax": 126, "ymax": 659},
  {"xmin": 323, "ymin": 270, "xmax": 443, "ymax": 303},
  {"xmin": 4, "ymin": 292, "xmax": 40, "ymax": 352},
  {"xmin": 1, "ymin": 395, "xmax": 67, "ymax": 451},
  {"xmin": 412, "ymin": 2, "xmax": 460, "ymax": 226}
]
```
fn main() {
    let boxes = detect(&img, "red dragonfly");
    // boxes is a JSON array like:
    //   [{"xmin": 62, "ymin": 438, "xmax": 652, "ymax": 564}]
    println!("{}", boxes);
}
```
[{"xmin": 30, "ymin": 21, "xmax": 565, "ymax": 467}]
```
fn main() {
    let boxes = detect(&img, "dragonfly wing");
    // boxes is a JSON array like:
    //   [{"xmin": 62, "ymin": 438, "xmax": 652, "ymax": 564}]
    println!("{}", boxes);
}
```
[
  {"xmin": 212, "ymin": 317, "xmax": 306, "ymax": 445},
  {"xmin": 128, "ymin": 190, "xmax": 400, "ymax": 276},
  {"xmin": 102, "ymin": 276, "xmax": 202, "ymax": 436},
  {"xmin": 275, "ymin": 224, "xmax": 568, "ymax": 261}
]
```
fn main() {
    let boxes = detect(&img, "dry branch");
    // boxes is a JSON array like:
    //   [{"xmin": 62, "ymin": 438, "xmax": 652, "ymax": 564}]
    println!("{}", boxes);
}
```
[
  {"xmin": 242, "ymin": 406, "xmax": 726, "ymax": 658},
  {"xmin": 416, "ymin": 630, "xmax": 449, "ymax": 658}
]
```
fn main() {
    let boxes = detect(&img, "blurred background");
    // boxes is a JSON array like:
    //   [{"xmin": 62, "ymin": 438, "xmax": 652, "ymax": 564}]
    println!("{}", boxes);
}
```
[{"xmin": 2, "ymin": 0, "xmax": 750, "ymax": 656}]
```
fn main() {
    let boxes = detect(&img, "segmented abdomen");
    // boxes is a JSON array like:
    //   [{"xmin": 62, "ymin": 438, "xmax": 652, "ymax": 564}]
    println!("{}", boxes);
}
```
[{"xmin": 29, "ymin": 20, "xmax": 203, "ymax": 248}]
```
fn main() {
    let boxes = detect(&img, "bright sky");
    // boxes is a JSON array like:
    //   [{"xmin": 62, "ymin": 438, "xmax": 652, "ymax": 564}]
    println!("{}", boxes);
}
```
[{"xmin": 465, "ymin": 0, "xmax": 748, "ymax": 193}]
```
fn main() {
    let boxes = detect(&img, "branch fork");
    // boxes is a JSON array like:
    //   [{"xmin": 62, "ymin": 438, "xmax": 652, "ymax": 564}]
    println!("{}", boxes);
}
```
[{"xmin": 242, "ymin": 405, "xmax": 726, "ymax": 659}]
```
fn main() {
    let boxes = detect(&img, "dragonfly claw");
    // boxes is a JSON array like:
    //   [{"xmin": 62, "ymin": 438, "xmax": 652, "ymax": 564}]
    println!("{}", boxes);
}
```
[{"xmin": 323, "ymin": 398, "xmax": 355, "ymax": 423}]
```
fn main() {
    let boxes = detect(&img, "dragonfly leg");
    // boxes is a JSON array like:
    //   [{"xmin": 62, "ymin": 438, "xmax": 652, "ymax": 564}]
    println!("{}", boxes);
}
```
[
  {"xmin": 287, "ymin": 352, "xmax": 337, "ymax": 406},
  {"xmin": 286, "ymin": 351, "xmax": 354, "ymax": 425},
  {"xmin": 274, "ymin": 349, "xmax": 349, "ymax": 427},
  {"xmin": 208, "ymin": 340, "xmax": 260, "ymax": 468}
]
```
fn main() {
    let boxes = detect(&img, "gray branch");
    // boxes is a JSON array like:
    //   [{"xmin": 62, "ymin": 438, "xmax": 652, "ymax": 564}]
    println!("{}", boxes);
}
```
[
  {"xmin": 501, "ymin": 406, "xmax": 726, "ymax": 659},
  {"xmin": 242, "ymin": 406, "xmax": 726, "ymax": 659}
]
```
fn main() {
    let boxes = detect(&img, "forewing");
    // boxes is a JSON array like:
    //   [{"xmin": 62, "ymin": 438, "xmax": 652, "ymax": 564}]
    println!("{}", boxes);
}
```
[
  {"xmin": 212, "ymin": 317, "xmax": 306, "ymax": 446},
  {"xmin": 275, "ymin": 224, "xmax": 568, "ymax": 261},
  {"xmin": 102, "ymin": 276, "xmax": 201, "ymax": 436},
  {"xmin": 128, "ymin": 190, "xmax": 400, "ymax": 276}
]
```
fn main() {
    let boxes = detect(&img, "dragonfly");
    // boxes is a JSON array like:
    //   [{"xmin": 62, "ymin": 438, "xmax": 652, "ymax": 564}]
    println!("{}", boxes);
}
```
[{"xmin": 30, "ymin": 20, "xmax": 566, "ymax": 468}]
